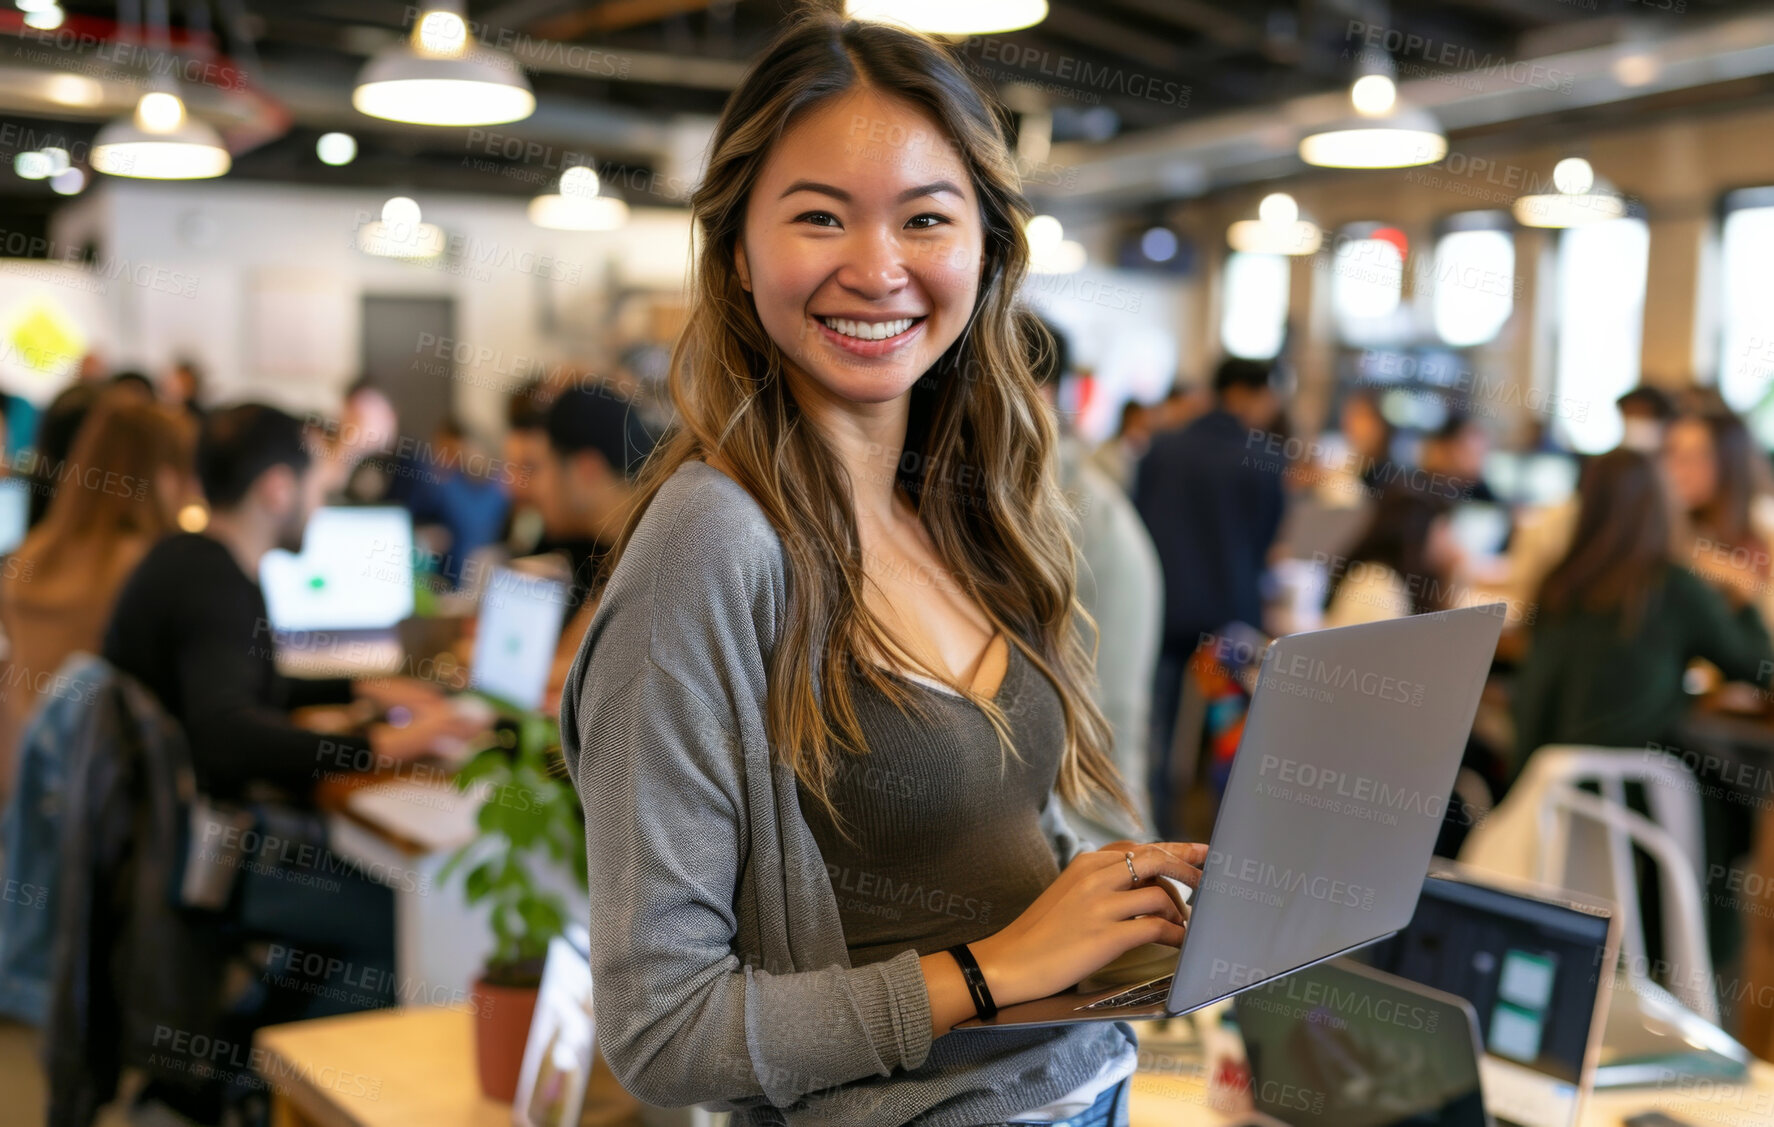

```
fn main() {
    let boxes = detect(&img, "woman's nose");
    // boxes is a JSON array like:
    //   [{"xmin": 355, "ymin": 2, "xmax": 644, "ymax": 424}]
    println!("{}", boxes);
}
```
[{"xmin": 835, "ymin": 228, "xmax": 910, "ymax": 298}]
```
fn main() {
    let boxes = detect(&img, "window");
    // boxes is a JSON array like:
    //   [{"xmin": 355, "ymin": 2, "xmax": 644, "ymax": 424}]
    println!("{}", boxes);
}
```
[
  {"xmin": 1220, "ymin": 251, "xmax": 1289, "ymax": 360},
  {"xmin": 1432, "ymin": 228, "xmax": 1515, "ymax": 347},
  {"xmin": 1330, "ymin": 230, "xmax": 1405, "ymax": 345},
  {"xmin": 1555, "ymin": 216, "xmax": 1650, "ymax": 453},
  {"xmin": 1719, "ymin": 194, "xmax": 1774, "ymax": 439}
]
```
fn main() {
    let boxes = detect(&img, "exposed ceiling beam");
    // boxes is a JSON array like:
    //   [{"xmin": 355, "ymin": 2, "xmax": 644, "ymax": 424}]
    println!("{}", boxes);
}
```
[{"xmin": 532, "ymin": 0, "xmax": 714, "ymax": 39}]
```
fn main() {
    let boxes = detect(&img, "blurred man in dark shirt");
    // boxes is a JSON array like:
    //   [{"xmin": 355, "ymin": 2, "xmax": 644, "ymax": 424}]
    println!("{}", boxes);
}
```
[
  {"xmin": 105, "ymin": 403, "xmax": 479, "ymax": 800},
  {"xmin": 1134, "ymin": 358, "xmax": 1287, "ymax": 836}
]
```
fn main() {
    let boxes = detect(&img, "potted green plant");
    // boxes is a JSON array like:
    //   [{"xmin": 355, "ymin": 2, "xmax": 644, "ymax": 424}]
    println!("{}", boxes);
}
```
[{"xmin": 439, "ymin": 713, "xmax": 587, "ymax": 1101}]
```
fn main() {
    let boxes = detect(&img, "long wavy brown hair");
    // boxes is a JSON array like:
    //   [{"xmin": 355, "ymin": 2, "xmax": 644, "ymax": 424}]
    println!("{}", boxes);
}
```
[{"xmin": 594, "ymin": 13, "xmax": 1133, "ymax": 833}]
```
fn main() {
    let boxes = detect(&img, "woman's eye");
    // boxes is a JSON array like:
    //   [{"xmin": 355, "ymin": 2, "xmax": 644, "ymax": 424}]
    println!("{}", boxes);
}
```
[
  {"xmin": 906, "ymin": 213, "xmax": 949, "ymax": 230},
  {"xmin": 796, "ymin": 211, "xmax": 841, "ymax": 228}
]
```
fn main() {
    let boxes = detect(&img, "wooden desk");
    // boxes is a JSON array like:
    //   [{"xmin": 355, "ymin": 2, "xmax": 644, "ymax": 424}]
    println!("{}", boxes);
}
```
[
  {"xmin": 254, "ymin": 1007, "xmax": 663, "ymax": 1127},
  {"xmin": 1125, "ymin": 1043, "xmax": 1774, "ymax": 1127}
]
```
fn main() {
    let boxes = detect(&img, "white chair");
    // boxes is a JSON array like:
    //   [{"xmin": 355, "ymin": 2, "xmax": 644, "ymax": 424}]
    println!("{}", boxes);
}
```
[
  {"xmin": 1541, "ymin": 783, "xmax": 1719, "ymax": 1023},
  {"xmin": 1460, "ymin": 745, "xmax": 1713, "ymax": 1019}
]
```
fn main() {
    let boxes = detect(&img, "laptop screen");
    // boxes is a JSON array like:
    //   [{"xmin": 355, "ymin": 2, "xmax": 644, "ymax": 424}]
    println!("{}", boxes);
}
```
[
  {"xmin": 0, "ymin": 478, "xmax": 28, "ymax": 556},
  {"xmin": 1358, "ymin": 875, "xmax": 1612, "ymax": 1127},
  {"xmin": 470, "ymin": 566, "xmax": 570, "ymax": 711},
  {"xmin": 1236, "ymin": 959, "xmax": 1490, "ymax": 1127},
  {"xmin": 261, "ymin": 506, "xmax": 414, "ymax": 631}
]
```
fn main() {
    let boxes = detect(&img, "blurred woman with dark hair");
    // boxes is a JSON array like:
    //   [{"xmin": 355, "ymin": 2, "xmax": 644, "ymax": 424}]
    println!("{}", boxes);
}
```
[
  {"xmin": 1514, "ymin": 447, "xmax": 1772, "ymax": 759},
  {"xmin": 1322, "ymin": 485, "xmax": 1458, "ymax": 627},
  {"xmin": 1664, "ymin": 409, "xmax": 1774, "ymax": 626},
  {"xmin": 0, "ymin": 390, "xmax": 194, "ymax": 796}
]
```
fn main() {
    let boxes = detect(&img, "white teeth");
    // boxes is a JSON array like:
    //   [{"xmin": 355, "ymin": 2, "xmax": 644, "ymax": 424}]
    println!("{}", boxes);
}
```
[{"xmin": 821, "ymin": 317, "xmax": 915, "ymax": 341}]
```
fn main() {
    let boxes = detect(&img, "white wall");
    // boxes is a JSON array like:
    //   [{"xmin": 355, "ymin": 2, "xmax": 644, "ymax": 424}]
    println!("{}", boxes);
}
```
[{"xmin": 48, "ymin": 179, "xmax": 693, "ymax": 435}]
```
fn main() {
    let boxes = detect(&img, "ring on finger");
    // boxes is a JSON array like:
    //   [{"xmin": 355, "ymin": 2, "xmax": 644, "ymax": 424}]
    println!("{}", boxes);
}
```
[{"xmin": 1124, "ymin": 851, "xmax": 1139, "ymax": 888}]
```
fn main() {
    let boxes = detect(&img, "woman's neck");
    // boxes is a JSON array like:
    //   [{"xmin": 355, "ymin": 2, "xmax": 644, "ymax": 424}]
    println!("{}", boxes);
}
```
[{"xmin": 783, "ymin": 369, "xmax": 913, "ymax": 528}]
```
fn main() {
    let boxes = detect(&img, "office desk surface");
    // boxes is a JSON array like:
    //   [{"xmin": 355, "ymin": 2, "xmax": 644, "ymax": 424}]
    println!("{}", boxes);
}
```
[
  {"xmin": 1127, "ymin": 1051, "xmax": 1774, "ymax": 1127},
  {"xmin": 254, "ymin": 1006, "xmax": 642, "ymax": 1127},
  {"xmin": 255, "ymin": 1007, "xmax": 1773, "ymax": 1127}
]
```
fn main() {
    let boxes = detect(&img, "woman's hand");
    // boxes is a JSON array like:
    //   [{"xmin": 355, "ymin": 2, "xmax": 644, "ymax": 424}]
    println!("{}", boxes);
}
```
[{"xmin": 966, "ymin": 841, "xmax": 1207, "ymax": 1011}]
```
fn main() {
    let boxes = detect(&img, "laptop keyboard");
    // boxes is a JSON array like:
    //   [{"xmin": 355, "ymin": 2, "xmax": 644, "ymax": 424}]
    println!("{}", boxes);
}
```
[{"xmin": 1075, "ymin": 973, "xmax": 1174, "ymax": 1011}]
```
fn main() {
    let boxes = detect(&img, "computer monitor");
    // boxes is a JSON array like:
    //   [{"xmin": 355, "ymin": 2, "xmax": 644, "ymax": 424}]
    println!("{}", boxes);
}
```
[
  {"xmin": 1235, "ymin": 958, "xmax": 1492, "ymax": 1127},
  {"xmin": 0, "ymin": 478, "xmax": 29, "ymax": 556},
  {"xmin": 1449, "ymin": 503, "xmax": 1510, "ymax": 561},
  {"xmin": 469, "ymin": 565, "xmax": 570, "ymax": 712},
  {"xmin": 1357, "ymin": 866, "xmax": 1617, "ymax": 1127},
  {"xmin": 260, "ymin": 506, "xmax": 415, "ymax": 632},
  {"xmin": 1483, "ymin": 454, "xmax": 1579, "ymax": 509}
]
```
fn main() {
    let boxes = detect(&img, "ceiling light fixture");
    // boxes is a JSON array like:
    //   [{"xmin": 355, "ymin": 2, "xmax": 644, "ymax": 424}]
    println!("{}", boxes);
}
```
[
  {"xmin": 1300, "ymin": 72, "xmax": 1445, "ymax": 169},
  {"xmin": 92, "ymin": 87, "xmax": 232, "ymax": 179},
  {"xmin": 844, "ymin": 0, "xmax": 1047, "ymax": 35},
  {"xmin": 358, "ymin": 196, "xmax": 446, "ymax": 258},
  {"xmin": 1512, "ymin": 157, "xmax": 1627, "ymax": 228},
  {"xmin": 1227, "ymin": 192, "xmax": 1322, "ymax": 255},
  {"xmin": 353, "ymin": 0, "xmax": 535, "ymax": 126},
  {"xmin": 528, "ymin": 165, "xmax": 629, "ymax": 230}
]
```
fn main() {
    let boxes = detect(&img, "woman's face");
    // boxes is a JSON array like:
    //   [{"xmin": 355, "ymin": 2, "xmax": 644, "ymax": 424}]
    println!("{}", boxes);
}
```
[
  {"xmin": 1663, "ymin": 417, "xmax": 1717, "ymax": 511},
  {"xmin": 735, "ymin": 87, "xmax": 986, "ymax": 412}
]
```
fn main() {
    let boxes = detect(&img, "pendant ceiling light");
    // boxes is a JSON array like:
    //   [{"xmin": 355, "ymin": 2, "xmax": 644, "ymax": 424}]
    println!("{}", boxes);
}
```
[
  {"xmin": 1512, "ymin": 157, "xmax": 1627, "ymax": 228},
  {"xmin": 845, "ymin": 0, "xmax": 1047, "ymax": 35},
  {"xmin": 528, "ymin": 166, "xmax": 629, "ymax": 231},
  {"xmin": 92, "ymin": 87, "xmax": 231, "ymax": 179},
  {"xmin": 353, "ymin": 1, "xmax": 535, "ymax": 126},
  {"xmin": 1299, "ymin": 73, "xmax": 1445, "ymax": 169},
  {"xmin": 1227, "ymin": 192, "xmax": 1322, "ymax": 255}
]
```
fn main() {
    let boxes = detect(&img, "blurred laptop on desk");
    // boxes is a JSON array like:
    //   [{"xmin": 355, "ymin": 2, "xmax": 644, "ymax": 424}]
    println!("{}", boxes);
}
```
[
  {"xmin": 1357, "ymin": 865, "xmax": 1619, "ymax": 1127},
  {"xmin": 1232, "ymin": 957, "xmax": 1494, "ymax": 1127},
  {"xmin": 262, "ymin": 505, "xmax": 414, "ymax": 677}
]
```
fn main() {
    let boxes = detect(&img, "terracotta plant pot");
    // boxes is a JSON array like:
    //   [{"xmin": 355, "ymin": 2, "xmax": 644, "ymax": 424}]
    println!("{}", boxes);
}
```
[{"xmin": 472, "ymin": 977, "xmax": 541, "ymax": 1102}]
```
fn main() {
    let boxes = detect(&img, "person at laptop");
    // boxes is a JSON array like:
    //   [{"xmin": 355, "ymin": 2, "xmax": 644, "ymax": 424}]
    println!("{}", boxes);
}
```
[
  {"xmin": 561, "ymin": 17, "xmax": 1207, "ymax": 1124},
  {"xmin": 104, "ymin": 403, "xmax": 483, "ymax": 802}
]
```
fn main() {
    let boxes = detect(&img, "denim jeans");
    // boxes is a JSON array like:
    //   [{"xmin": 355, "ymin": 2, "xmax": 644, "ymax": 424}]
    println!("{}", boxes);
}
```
[{"xmin": 1043, "ymin": 1077, "xmax": 1132, "ymax": 1127}]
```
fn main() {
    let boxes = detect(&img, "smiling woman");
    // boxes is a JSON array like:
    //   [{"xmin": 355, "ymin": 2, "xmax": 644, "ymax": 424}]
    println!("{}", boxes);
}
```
[{"xmin": 558, "ymin": 13, "xmax": 1206, "ymax": 1127}]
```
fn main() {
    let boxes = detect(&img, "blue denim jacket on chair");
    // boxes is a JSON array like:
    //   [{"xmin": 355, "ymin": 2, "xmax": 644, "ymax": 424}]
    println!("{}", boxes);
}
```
[{"xmin": 0, "ymin": 652, "xmax": 107, "ymax": 1024}]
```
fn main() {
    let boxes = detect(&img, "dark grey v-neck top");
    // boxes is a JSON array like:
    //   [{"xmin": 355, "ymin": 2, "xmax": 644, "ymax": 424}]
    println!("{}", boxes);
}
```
[
  {"xmin": 800, "ymin": 643, "xmax": 1065, "ymax": 966},
  {"xmin": 561, "ymin": 461, "xmax": 1133, "ymax": 1126}
]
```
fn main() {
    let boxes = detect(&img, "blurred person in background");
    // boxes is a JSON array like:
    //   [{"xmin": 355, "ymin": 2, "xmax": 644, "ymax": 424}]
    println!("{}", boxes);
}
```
[
  {"xmin": 1507, "ymin": 385, "xmax": 1676, "ymax": 617},
  {"xmin": 1089, "ymin": 398, "xmax": 1153, "ymax": 492},
  {"xmin": 0, "ymin": 392, "xmax": 194, "ymax": 800},
  {"xmin": 1134, "ymin": 356, "xmax": 1286, "ymax": 836},
  {"xmin": 1322, "ymin": 485, "xmax": 1458, "ymax": 628},
  {"xmin": 161, "ymin": 356, "xmax": 206, "ymax": 422},
  {"xmin": 1420, "ymin": 411, "xmax": 1498, "ymax": 502},
  {"xmin": 1340, "ymin": 387, "xmax": 1396, "ymax": 492},
  {"xmin": 1514, "ymin": 447, "xmax": 1771, "ymax": 760},
  {"xmin": 103, "ymin": 403, "xmax": 482, "ymax": 804},
  {"xmin": 333, "ymin": 379, "xmax": 402, "ymax": 504},
  {"xmin": 500, "ymin": 382, "xmax": 552, "ymax": 557},
  {"xmin": 1664, "ymin": 408, "xmax": 1774, "ymax": 628},
  {"xmin": 24, "ymin": 382, "xmax": 103, "ymax": 527},
  {"xmin": 1025, "ymin": 311, "xmax": 1161, "ymax": 845},
  {"xmin": 403, "ymin": 415, "xmax": 510, "ymax": 589},
  {"xmin": 539, "ymin": 383, "xmax": 656, "ymax": 712},
  {"xmin": 107, "ymin": 370, "xmax": 156, "ymax": 402}
]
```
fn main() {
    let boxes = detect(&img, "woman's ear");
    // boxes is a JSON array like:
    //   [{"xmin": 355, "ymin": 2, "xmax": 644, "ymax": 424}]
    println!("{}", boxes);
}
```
[{"xmin": 734, "ymin": 239, "xmax": 752, "ymax": 293}]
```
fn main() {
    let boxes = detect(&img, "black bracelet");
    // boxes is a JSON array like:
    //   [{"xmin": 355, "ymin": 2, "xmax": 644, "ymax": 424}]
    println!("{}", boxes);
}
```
[{"xmin": 946, "ymin": 943, "xmax": 998, "ymax": 1020}]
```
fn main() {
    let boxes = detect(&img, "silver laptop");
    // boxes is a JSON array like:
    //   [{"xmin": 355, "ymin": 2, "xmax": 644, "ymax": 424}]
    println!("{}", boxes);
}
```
[
  {"xmin": 957, "ymin": 604, "xmax": 1505, "ymax": 1029},
  {"xmin": 1234, "ymin": 957, "xmax": 1494, "ymax": 1127}
]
